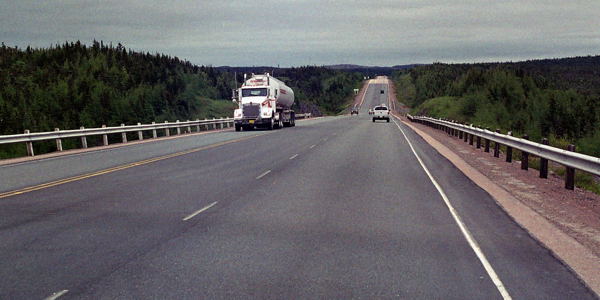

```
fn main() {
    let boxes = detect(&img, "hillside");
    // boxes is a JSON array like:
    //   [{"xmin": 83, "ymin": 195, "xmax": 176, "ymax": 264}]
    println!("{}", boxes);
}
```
[
  {"xmin": 0, "ymin": 42, "xmax": 362, "ymax": 158},
  {"xmin": 394, "ymin": 56, "xmax": 600, "ymax": 156}
]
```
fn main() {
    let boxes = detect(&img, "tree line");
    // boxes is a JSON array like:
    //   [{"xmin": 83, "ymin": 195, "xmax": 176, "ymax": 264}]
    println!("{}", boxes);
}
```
[
  {"xmin": 0, "ymin": 41, "xmax": 361, "ymax": 158},
  {"xmin": 393, "ymin": 57, "xmax": 600, "ymax": 156}
]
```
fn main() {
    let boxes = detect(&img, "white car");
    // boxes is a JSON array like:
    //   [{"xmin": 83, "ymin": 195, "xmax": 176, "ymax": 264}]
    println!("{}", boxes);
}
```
[{"xmin": 372, "ymin": 105, "xmax": 390, "ymax": 122}]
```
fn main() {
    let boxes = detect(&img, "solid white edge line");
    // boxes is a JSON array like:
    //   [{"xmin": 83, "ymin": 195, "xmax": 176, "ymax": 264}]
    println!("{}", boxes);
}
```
[
  {"xmin": 255, "ymin": 170, "xmax": 271, "ymax": 180},
  {"xmin": 309, "ymin": 144, "xmax": 316, "ymax": 149},
  {"xmin": 358, "ymin": 82, "xmax": 369, "ymax": 107},
  {"xmin": 183, "ymin": 201, "xmax": 218, "ymax": 221},
  {"xmin": 392, "ymin": 118, "xmax": 512, "ymax": 300},
  {"xmin": 44, "ymin": 290, "xmax": 69, "ymax": 300},
  {"xmin": 289, "ymin": 154, "xmax": 299, "ymax": 160}
]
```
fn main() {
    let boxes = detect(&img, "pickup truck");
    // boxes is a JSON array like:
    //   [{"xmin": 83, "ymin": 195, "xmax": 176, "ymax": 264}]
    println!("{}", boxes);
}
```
[{"xmin": 372, "ymin": 105, "xmax": 390, "ymax": 122}]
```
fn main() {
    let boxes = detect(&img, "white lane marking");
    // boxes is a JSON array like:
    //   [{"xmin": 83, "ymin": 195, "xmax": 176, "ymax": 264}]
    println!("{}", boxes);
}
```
[
  {"xmin": 255, "ymin": 170, "xmax": 271, "ymax": 180},
  {"xmin": 45, "ymin": 290, "xmax": 69, "ymax": 300},
  {"xmin": 358, "ymin": 83, "xmax": 369, "ymax": 107},
  {"xmin": 392, "ymin": 118, "xmax": 512, "ymax": 300},
  {"xmin": 289, "ymin": 154, "xmax": 299, "ymax": 160},
  {"xmin": 323, "ymin": 137, "xmax": 328, "ymax": 141},
  {"xmin": 309, "ymin": 144, "xmax": 316, "ymax": 149},
  {"xmin": 183, "ymin": 201, "xmax": 218, "ymax": 221}
]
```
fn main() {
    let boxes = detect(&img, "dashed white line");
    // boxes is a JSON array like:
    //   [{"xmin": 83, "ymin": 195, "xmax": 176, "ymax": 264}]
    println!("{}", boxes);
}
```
[
  {"xmin": 255, "ymin": 170, "xmax": 271, "ymax": 180},
  {"xmin": 322, "ymin": 137, "xmax": 328, "ymax": 141},
  {"xmin": 183, "ymin": 201, "xmax": 218, "ymax": 221},
  {"xmin": 309, "ymin": 144, "xmax": 316, "ymax": 149},
  {"xmin": 45, "ymin": 290, "xmax": 69, "ymax": 300},
  {"xmin": 289, "ymin": 154, "xmax": 299, "ymax": 160},
  {"xmin": 391, "ymin": 118, "xmax": 512, "ymax": 300}
]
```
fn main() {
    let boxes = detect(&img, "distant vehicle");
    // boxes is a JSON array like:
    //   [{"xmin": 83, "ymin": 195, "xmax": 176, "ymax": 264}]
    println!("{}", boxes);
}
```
[
  {"xmin": 233, "ymin": 73, "xmax": 295, "ymax": 131},
  {"xmin": 351, "ymin": 107, "xmax": 359, "ymax": 115},
  {"xmin": 368, "ymin": 108, "xmax": 374, "ymax": 115},
  {"xmin": 372, "ymin": 105, "xmax": 390, "ymax": 122}
]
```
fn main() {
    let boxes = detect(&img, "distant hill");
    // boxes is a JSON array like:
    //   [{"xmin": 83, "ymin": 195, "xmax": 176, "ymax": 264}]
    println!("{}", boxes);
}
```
[{"xmin": 216, "ymin": 64, "xmax": 421, "ymax": 77}]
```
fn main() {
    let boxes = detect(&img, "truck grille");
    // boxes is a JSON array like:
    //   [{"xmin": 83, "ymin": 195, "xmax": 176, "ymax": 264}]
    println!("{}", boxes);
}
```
[{"xmin": 243, "ymin": 103, "xmax": 260, "ymax": 118}]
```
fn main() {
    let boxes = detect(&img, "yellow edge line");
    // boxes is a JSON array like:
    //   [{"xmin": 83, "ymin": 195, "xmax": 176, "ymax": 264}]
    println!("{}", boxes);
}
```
[{"xmin": 0, "ymin": 134, "xmax": 264, "ymax": 199}]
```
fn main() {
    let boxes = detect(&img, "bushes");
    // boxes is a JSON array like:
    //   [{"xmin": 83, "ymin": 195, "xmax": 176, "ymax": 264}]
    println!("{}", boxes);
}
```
[{"xmin": 403, "ymin": 64, "xmax": 600, "ymax": 156}]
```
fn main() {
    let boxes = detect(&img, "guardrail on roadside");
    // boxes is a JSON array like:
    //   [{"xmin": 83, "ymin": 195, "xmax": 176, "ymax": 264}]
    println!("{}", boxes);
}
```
[
  {"xmin": 1, "ymin": 113, "xmax": 314, "ymax": 158},
  {"xmin": 407, "ymin": 114, "xmax": 600, "ymax": 190},
  {"xmin": 0, "ymin": 118, "xmax": 235, "ymax": 157},
  {"xmin": 296, "ymin": 113, "xmax": 312, "ymax": 119}
]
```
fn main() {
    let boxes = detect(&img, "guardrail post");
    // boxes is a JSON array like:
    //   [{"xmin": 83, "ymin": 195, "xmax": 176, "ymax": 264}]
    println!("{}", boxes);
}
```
[
  {"xmin": 494, "ymin": 129, "xmax": 500, "ymax": 157},
  {"xmin": 476, "ymin": 135, "xmax": 481, "ymax": 149},
  {"xmin": 176, "ymin": 120, "xmax": 181, "ymax": 135},
  {"xmin": 24, "ymin": 129, "xmax": 34, "ymax": 156},
  {"xmin": 102, "ymin": 125, "xmax": 109, "ymax": 146},
  {"xmin": 506, "ymin": 131, "xmax": 513, "ymax": 162},
  {"xmin": 55, "ymin": 128, "xmax": 63, "ymax": 151},
  {"xmin": 165, "ymin": 121, "xmax": 170, "ymax": 136},
  {"xmin": 80, "ymin": 126, "xmax": 88, "ymax": 148},
  {"xmin": 137, "ymin": 123, "xmax": 143, "ymax": 141},
  {"xmin": 212, "ymin": 118, "xmax": 216, "ymax": 130},
  {"xmin": 469, "ymin": 125, "xmax": 474, "ymax": 145},
  {"xmin": 121, "ymin": 124, "xmax": 127, "ymax": 143},
  {"xmin": 204, "ymin": 119, "xmax": 209, "ymax": 131},
  {"xmin": 540, "ymin": 138, "xmax": 549, "ymax": 178},
  {"xmin": 521, "ymin": 134, "xmax": 529, "ymax": 170},
  {"xmin": 565, "ymin": 144, "xmax": 576, "ymax": 190},
  {"xmin": 458, "ymin": 128, "xmax": 463, "ymax": 139},
  {"xmin": 152, "ymin": 122, "xmax": 157, "ymax": 138},
  {"xmin": 484, "ymin": 127, "xmax": 490, "ymax": 152},
  {"xmin": 186, "ymin": 120, "xmax": 191, "ymax": 133},
  {"xmin": 196, "ymin": 119, "xmax": 200, "ymax": 132}
]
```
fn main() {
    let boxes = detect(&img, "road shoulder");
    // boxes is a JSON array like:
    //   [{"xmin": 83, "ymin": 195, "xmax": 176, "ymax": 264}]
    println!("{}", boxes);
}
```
[{"xmin": 396, "ymin": 114, "xmax": 600, "ymax": 297}]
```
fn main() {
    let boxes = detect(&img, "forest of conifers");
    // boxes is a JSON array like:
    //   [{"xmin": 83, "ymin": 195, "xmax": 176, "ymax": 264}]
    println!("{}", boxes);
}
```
[
  {"xmin": 0, "ymin": 41, "xmax": 361, "ymax": 157},
  {"xmin": 394, "ymin": 56, "xmax": 600, "ymax": 156}
]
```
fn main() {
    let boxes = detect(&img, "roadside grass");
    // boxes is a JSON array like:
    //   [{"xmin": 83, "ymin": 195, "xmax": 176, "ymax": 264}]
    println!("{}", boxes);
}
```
[{"xmin": 194, "ymin": 97, "xmax": 237, "ymax": 120}]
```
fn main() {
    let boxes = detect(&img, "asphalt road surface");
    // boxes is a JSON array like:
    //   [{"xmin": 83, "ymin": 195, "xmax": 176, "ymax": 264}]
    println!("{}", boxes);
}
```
[{"xmin": 0, "ymin": 81, "xmax": 595, "ymax": 299}]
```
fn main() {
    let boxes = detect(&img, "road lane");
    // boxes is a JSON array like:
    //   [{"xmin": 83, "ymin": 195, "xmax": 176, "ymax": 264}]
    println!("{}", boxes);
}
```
[
  {"xmin": 0, "ymin": 82, "xmax": 595, "ymax": 299},
  {"xmin": 0, "ymin": 117, "xmax": 333, "ymax": 193}
]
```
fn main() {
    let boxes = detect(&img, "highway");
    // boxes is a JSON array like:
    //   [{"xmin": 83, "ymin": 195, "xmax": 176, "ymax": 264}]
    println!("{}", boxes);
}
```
[{"xmin": 0, "ymin": 80, "xmax": 595, "ymax": 299}]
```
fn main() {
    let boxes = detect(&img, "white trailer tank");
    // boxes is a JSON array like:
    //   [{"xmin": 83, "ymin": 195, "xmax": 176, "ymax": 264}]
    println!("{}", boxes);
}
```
[{"xmin": 241, "ymin": 74, "xmax": 294, "ymax": 108}]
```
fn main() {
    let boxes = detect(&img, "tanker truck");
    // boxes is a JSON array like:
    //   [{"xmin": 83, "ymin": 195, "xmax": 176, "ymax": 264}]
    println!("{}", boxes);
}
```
[{"xmin": 233, "ymin": 73, "xmax": 295, "ymax": 131}]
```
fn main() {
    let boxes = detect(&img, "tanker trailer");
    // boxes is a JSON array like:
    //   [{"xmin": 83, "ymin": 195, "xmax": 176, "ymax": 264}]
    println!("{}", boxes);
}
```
[{"xmin": 233, "ymin": 73, "xmax": 295, "ymax": 131}]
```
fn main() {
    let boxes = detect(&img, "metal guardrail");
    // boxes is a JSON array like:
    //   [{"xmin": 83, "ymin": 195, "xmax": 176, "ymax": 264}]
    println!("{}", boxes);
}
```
[
  {"xmin": 407, "ymin": 114, "xmax": 600, "ymax": 190},
  {"xmin": 1, "ymin": 118, "xmax": 235, "ymax": 157},
  {"xmin": 1, "ymin": 113, "xmax": 313, "ymax": 158},
  {"xmin": 296, "ymin": 113, "xmax": 312, "ymax": 119}
]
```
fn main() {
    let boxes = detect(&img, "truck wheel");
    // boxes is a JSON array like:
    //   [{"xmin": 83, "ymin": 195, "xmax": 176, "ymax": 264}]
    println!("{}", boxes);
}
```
[
  {"xmin": 386, "ymin": 118, "xmax": 390, "ymax": 123},
  {"xmin": 267, "ymin": 118, "xmax": 274, "ymax": 130},
  {"xmin": 372, "ymin": 118, "xmax": 375, "ymax": 122},
  {"xmin": 235, "ymin": 124, "xmax": 241, "ymax": 131}
]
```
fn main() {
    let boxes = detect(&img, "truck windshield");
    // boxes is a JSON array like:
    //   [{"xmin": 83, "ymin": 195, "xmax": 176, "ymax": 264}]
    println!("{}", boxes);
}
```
[{"xmin": 242, "ymin": 88, "xmax": 268, "ymax": 97}]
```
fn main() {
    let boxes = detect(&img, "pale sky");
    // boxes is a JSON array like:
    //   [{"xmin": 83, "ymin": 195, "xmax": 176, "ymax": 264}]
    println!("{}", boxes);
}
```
[{"xmin": 1, "ymin": 0, "xmax": 599, "ymax": 66}]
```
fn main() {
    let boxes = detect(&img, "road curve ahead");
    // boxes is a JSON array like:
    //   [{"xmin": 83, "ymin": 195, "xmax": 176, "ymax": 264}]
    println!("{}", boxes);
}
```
[{"xmin": 0, "ymin": 81, "xmax": 595, "ymax": 299}]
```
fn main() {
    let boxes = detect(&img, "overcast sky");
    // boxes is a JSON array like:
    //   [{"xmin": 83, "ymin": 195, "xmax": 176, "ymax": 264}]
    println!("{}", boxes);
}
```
[{"xmin": 1, "ymin": 0, "xmax": 599, "ymax": 67}]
